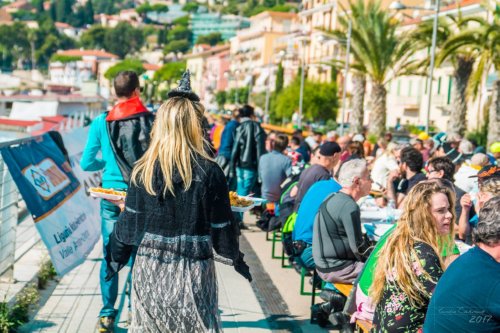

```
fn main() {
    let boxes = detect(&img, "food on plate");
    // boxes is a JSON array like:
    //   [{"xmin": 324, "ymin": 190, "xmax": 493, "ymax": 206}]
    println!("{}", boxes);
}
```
[
  {"xmin": 89, "ymin": 187, "xmax": 126, "ymax": 198},
  {"xmin": 229, "ymin": 191, "xmax": 253, "ymax": 207}
]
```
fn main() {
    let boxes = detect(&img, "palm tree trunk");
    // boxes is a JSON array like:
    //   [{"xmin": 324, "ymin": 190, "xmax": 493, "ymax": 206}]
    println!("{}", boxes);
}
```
[
  {"xmin": 487, "ymin": 79, "xmax": 500, "ymax": 146},
  {"xmin": 447, "ymin": 57, "xmax": 474, "ymax": 137},
  {"xmin": 350, "ymin": 73, "xmax": 366, "ymax": 134},
  {"xmin": 369, "ymin": 82, "xmax": 387, "ymax": 137}
]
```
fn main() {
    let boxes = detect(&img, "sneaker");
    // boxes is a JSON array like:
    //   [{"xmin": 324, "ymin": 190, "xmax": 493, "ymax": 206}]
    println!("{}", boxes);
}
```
[{"xmin": 98, "ymin": 316, "xmax": 115, "ymax": 333}]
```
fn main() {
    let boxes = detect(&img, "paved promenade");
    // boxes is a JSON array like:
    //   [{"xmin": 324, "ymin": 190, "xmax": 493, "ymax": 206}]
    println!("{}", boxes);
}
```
[{"xmin": 13, "ymin": 215, "xmax": 335, "ymax": 333}]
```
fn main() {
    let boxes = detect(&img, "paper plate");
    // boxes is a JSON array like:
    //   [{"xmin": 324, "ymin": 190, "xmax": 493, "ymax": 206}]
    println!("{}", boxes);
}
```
[
  {"xmin": 89, "ymin": 189, "xmax": 125, "ymax": 201},
  {"xmin": 231, "ymin": 203, "xmax": 255, "ymax": 213}
]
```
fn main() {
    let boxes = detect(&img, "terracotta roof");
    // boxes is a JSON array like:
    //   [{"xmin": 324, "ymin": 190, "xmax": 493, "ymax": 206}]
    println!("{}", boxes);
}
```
[
  {"xmin": 0, "ymin": 94, "xmax": 104, "ymax": 102},
  {"xmin": 57, "ymin": 49, "xmax": 119, "ymax": 59},
  {"xmin": 0, "ymin": 8, "xmax": 12, "ymax": 22},
  {"xmin": 143, "ymin": 63, "xmax": 161, "ymax": 71},
  {"xmin": 41, "ymin": 116, "xmax": 66, "ymax": 123},
  {"xmin": 401, "ymin": 17, "xmax": 422, "ymax": 26},
  {"xmin": 441, "ymin": 0, "xmax": 481, "ymax": 12},
  {"xmin": 184, "ymin": 44, "xmax": 231, "ymax": 59},
  {"xmin": 0, "ymin": 118, "xmax": 39, "ymax": 127},
  {"xmin": 5, "ymin": 0, "xmax": 31, "ymax": 9},
  {"xmin": 251, "ymin": 11, "xmax": 298, "ymax": 20},
  {"xmin": 120, "ymin": 9, "xmax": 136, "ymax": 14},
  {"xmin": 55, "ymin": 22, "xmax": 72, "ymax": 29}
]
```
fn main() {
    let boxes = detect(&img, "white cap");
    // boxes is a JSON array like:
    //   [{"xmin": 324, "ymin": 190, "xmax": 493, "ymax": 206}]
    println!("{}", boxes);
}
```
[{"xmin": 352, "ymin": 134, "xmax": 365, "ymax": 142}]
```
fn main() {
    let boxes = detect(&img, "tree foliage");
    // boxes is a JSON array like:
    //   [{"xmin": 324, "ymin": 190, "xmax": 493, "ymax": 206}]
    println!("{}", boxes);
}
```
[
  {"xmin": 50, "ymin": 54, "xmax": 82, "ymax": 63},
  {"xmin": 164, "ymin": 40, "xmax": 190, "ymax": 54},
  {"xmin": 153, "ymin": 61, "xmax": 186, "ymax": 86},
  {"xmin": 275, "ymin": 62, "xmax": 284, "ymax": 93},
  {"xmin": 80, "ymin": 23, "xmax": 144, "ymax": 58},
  {"xmin": 168, "ymin": 25, "xmax": 192, "ymax": 42},
  {"xmin": 196, "ymin": 32, "xmax": 223, "ymax": 46},
  {"xmin": 80, "ymin": 25, "xmax": 107, "ymax": 49},
  {"xmin": 274, "ymin": 77, "xmax": 339, "ymax": 122},
  {"xmin": 215, "ymin": 91, "xmax": 227, "ymax": 109},
  {"xmin": 327, "ymin": 0, "xmax": 418, "ymax": 136},
  {"xmin": 182, "ymin": 2, "xmax": 199, "ymax": 13},
  {"xmin": 104, "ymin": 22, "xmax": 144, "ymax": 58},
  {"xmin": 104, "ymin": 59, "xmax": 146, "ymax": 80}
]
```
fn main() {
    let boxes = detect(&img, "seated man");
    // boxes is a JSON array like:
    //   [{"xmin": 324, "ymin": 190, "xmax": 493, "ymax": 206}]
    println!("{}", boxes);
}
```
[
  {"xmin": 312, "ymin": 159, "xmax": 372, "ymax": 284},
  {"xmin": 292, "ymin": 179, "xmax": 341, "ymax": 271},
  {"xmin": 424, "ymin": 196, "xmax": 500, "ymax": 333},
  {"xmin": 258, "ymin": 133, "xmax": 292, "ymax": 206},
  {"xmin": 426, "ymin": 156, "xmax": 473, "ymax": 219},
  {"xmin": 387, "ymin": 146, "xmax": 426, "ymax": 208}
]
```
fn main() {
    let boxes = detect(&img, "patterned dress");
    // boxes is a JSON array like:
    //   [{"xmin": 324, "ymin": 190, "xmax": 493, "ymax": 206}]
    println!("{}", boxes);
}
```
[
  {"xmin": 110, "ymin": 157, "xmax": 242, "ymax": 332},
  {"xmin": 372, "ymin": 242, "xmax": 443, "ymax": 333}
]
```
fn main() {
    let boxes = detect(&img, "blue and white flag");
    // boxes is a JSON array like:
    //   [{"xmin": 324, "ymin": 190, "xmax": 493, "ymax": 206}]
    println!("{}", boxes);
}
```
[{"xmin": 1, "ymin": 134, "xmax": 100, "ymax": 275}]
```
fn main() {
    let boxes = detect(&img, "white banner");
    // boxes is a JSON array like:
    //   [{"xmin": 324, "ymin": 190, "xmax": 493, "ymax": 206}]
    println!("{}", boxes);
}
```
[{"xmin": 1, "ymin": 132, "xmax": 101, "ymax": 275}]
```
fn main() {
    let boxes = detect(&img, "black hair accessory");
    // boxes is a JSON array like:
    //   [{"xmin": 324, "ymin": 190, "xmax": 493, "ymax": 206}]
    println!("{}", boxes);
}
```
[{"xmin": 167, "ymin": 70, "xmax": 200, "ymax": 102}]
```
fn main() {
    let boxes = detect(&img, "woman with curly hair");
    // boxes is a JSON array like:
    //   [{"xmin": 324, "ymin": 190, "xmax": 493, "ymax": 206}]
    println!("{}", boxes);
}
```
[{"xmin": 371, "ymin": 181, "xmax": 456, "ymax": 332}]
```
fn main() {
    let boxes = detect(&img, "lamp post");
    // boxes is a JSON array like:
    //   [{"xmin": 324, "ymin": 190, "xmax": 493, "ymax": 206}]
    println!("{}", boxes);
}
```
[
  {"xmin": 296, "ymin": 36, "xmax": 310, "ymax": 130},
  {"xmin": 340, "ymin": 20, "xmax": 352, "ymax": 136},
  {"xmin": 390, "ymin": 0, "xmax": 441, "ymax": 134}
]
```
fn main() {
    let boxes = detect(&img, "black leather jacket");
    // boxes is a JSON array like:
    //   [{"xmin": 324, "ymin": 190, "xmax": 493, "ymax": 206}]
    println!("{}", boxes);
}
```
[
  {"xmin": 230, "ymin": 119, "xmax": 266, "ymax": 172},
  {"xmin": 107, "ymin": 112, "xmax": 155, "ymax": 184}
]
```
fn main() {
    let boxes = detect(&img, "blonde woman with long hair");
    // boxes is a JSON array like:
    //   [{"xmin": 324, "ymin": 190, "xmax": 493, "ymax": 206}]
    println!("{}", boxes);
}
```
[
  {"xmin": 370, "ymin": 181, "xmax": 456, "ymax": 332},
  {"xmin": 105, "ymin": 72, "xmax": 251, "ymax": 333}
]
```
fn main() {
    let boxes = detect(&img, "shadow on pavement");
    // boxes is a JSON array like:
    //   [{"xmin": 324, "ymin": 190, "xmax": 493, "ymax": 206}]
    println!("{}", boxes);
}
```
[
  {"xmin": 223, "ymin": 314, "xmax": 312, "ymax": 331},
  {"xmin": 18, "ymin": 320, "xmax": 56, "ymax": 332}
]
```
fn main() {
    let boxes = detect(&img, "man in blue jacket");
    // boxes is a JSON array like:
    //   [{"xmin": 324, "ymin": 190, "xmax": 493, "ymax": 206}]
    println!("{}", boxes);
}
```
[
  {"xmin": 216, "ymin": 109, "xmax": 240, "ymax": 190},
  {"xmin": 80, "ymin": 71, "xmax": 154, "ymax": 333}
]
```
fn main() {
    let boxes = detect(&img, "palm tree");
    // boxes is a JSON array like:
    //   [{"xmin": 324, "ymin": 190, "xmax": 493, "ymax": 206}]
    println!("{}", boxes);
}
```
[
  {"xmin": 413, "ymin": 11, "xmax": 481, "ymax": 137},
  {"xmin": 438, "ymin": 5, "xmax": 500, "ymax": 145},
  {"xmin": 327, "ymin": 0, "xmax": 418, "ymax": 137},
  {"xmin": 350, "ymin": 73, "xmax": 367, "ymax": 134}
]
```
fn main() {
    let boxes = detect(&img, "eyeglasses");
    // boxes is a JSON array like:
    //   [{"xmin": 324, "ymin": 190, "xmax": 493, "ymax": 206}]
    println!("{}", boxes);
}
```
[{"xmin": 427, "ymin": 168, "xmax": 437, "ymax": 174}]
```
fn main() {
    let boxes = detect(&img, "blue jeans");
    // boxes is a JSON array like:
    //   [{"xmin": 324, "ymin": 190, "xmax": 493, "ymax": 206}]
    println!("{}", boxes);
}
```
[
  {"xmin": 99, "ymin": 200, "xmax": 135, "ymax": 318},
  {"xmin": 236, "ymin": 167, "xmax": 257, "ymax": 196}
]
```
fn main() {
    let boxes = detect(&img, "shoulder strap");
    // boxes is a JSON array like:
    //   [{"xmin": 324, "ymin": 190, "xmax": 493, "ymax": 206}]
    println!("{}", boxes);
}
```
[{"xmin": 316, "ymin": 193, "xmax": 337, "ymax": 262}]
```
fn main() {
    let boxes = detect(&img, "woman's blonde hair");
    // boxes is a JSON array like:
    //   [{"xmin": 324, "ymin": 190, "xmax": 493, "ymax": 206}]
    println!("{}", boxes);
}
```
[
  {"xmin": 370, "ymin": 180, "xmax": 455, "ymax": 307},
  {"xmin": 131, "ymin": 97, "xmax": 212, "ymax": 196},
  {"xmin": 479, "ymin": 177, "xmax": 500, "ymax": 196}
]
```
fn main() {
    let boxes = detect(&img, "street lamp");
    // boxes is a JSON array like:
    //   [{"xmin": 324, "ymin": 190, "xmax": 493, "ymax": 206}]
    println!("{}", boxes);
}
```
[
  {"xmin": 340, "ymin": 20, "xmax": 352, "ymax": 136},
  {"xmin": 296, "ymin": 35, "xmax": 310, "ymax": 130},
  {"xmin": 390, "ymin": 0, "xmax": 441, "ymax": 134}
]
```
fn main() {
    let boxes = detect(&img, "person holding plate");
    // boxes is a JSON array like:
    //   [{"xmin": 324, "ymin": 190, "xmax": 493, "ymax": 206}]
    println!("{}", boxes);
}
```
[
  {"xmin": 105, "ymin": 71, "xmax": 251, "ymax": 332},
  {"xmin": 80, "ymin": 71, "xmax": 154, "ymax": 332}
]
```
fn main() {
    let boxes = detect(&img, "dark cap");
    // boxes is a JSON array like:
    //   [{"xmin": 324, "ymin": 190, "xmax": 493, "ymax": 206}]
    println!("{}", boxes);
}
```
[
  {"xmin": 441, "ymin": 142, "xmax": 463, "ymax": 164},
  {"xmin": 469, "ymin": 165, "xmax": 500, "ymax": 181},
  {"xmin": 319, "ymin": 142, "xmax": 341, "ymax": 157}
]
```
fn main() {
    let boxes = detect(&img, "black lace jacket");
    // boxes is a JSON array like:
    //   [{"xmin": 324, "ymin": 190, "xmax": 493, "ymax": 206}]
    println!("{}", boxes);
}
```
[{"xmin": 106, "ymin": 156, "xmax": 251, "ymax": 280}]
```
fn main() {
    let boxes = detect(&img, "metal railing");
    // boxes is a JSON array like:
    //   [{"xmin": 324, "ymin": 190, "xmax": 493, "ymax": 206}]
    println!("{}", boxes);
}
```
[
  {"xmin": 0, "ymin": 135, "xmax": 44, "ymax": 277},
  {"xmin": 0, "ymin": 153, "xmax": 18, "ymax": 276}
]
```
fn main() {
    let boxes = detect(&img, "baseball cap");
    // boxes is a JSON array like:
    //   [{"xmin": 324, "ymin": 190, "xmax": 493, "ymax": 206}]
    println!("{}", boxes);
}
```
[
  {"xmin": 352, "ymin": 134, "xmax": 365, "ymax": 142},
  {"xmin": 469, "ymin": 165, "xmax": 500, "ymax": 181},
  {"xmin": 441, "ymin": 142, "xmax": 463, "ymax": 164},
  {"xmin": 490, "ymin": 142, "xmax": 500, "ymax": 154},
  {"xmin": 319, "ymin": 142, "xmax": 341, "ymax": 157},
  {"xmin": 418, "ymin": 132, "xmax": 430, "ymax": 140}
]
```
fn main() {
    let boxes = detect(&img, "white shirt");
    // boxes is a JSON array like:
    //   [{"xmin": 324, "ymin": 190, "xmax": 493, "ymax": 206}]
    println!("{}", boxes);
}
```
[
  {"xmin": 454, "ymin": 164, "xmax": 479, "ymax": 193},
  {"xmin": 371, "ymin": 154, "xmax": 399, "ymax": 191}
]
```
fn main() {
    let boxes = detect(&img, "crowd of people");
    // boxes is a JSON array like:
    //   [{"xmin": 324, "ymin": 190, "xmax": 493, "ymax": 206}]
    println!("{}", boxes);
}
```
[
  {"xmin": 210, "ymin": 103, "xmax": 499, "ymax": 332},
  {"xmin": 80, "ymin": 69, "xmax": 499, "ymax": 333}
]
